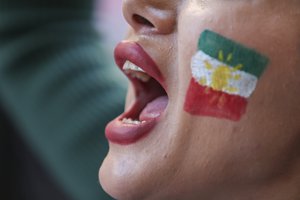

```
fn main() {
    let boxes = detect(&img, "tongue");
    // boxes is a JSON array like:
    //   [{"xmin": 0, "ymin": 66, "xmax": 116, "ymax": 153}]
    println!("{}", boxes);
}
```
[{"xmin": 139, "ymin": 96, "xmax": 168, "ymax": 121}]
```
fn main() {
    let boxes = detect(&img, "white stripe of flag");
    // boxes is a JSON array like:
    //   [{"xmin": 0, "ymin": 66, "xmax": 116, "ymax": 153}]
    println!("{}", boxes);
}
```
[{"xmin": 191, "ymin": 51, "xmax": 258, "ymax": 98}]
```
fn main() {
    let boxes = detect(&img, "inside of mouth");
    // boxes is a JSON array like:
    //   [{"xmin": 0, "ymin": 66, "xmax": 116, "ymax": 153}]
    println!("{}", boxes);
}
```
[{"xmin": 122, "ymin": 77, "xmax": 168, "ymax": 123}]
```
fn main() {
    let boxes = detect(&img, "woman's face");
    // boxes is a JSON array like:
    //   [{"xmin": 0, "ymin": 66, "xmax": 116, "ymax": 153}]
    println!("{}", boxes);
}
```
[{"xmin": 100, "ymin": 0, "xmax": 300, "ymax": 199}]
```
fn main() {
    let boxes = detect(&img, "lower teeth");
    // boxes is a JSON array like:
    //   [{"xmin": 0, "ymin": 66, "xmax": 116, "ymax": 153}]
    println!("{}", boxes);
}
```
[{"xmin": 122, "ymin": 118, "xmax": 145, "ymax": 125}]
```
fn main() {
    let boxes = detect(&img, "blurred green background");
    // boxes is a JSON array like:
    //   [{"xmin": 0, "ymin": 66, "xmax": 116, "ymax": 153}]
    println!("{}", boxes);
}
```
[{"xmin": 0, "ymin": 0, "xmax": 128, "ymax": 199}]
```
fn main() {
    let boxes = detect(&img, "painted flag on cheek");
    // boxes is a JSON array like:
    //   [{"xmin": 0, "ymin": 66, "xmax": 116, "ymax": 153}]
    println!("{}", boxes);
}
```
[{"xmin": 184, "ymin": 30, "xmax": 269, "ymax": 121}]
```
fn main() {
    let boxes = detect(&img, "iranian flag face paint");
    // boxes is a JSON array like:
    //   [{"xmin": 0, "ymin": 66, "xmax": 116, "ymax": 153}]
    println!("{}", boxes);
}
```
[{"xmin": 184, "ymin": 30, "xmax": 269, "ymax": 121}]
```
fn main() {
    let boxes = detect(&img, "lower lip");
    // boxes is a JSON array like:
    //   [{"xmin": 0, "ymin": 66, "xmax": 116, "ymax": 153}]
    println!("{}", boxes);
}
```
[
  {"xmin": 105, "ymin": 95, "xmax": 168, "ymax": 145},
  {"xmin": 105, "ymin": 115, "xmax": 157, "ymax": 145}
]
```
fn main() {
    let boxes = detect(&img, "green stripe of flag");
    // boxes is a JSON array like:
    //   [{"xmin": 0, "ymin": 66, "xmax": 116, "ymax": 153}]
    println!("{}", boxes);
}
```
[{"xmin": 198, "ymin": 30, "xmax": 269, "ymax": 78}]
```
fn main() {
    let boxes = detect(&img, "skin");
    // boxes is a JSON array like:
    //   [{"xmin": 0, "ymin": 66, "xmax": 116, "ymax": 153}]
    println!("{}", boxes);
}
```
[{"xmin": 99, "ymin": 0, "xmax": 300, "ymax": 199}]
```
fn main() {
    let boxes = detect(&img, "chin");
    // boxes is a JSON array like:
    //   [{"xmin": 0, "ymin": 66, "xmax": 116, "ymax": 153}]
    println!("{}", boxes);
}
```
[
  {"xmin": 99, "ymin": 161, "xmax": 133, "ymax": 200},
  {"xmin": 99, "ymin": 151, "xmax": 160, "ymax": 200},
  {"xmin": 99, "ymin": 155, "xmax": 139, "ymax": 200},
  {"xmin": 99, "ymin": 123, "xmax": 190, "ymax": 200}
]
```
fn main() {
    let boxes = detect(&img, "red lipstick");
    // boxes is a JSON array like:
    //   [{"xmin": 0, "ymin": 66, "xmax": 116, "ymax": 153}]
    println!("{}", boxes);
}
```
[{"xmin": 105, "ymin": 41, "xmax": 168, "ymax": 145}]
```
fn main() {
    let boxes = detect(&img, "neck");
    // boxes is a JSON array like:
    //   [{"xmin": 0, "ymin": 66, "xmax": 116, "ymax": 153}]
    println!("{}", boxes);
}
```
[{"xmin": 219, "ymin": 160, "xmax": 300, "ymax": 200}]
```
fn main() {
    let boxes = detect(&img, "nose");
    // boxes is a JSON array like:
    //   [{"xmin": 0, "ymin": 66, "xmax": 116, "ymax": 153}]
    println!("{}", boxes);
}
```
[{"xmin": 122, "ymin": 0, "xmax": 177, "ymax": 35}]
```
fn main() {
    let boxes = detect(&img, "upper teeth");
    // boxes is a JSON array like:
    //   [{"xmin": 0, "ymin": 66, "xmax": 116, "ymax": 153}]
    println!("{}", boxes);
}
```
[
  {"xmin": 123, "ymin": 60, "xmax": 145, "ymax": 72},
  {"xmin": 123, "ymin": 60, "xmax": 150, "ymax": 82}
]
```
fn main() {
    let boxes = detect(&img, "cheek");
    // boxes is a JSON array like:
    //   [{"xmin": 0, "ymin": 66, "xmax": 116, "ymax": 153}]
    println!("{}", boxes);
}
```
[
  {"xmin": 182, "ymin": 30, "xmax": 269, "ymax": 121},
  {"xmin": 176, "ymin": 17, "xmax": 202, "ymax": 114}
]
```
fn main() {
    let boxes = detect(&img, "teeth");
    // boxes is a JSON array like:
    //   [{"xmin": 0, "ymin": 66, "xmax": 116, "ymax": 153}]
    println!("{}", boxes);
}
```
[
  {"xmin": 123, "ymin": 60, "xmax": 145, "ymax": 72},
  {"xmin": 122, "ymin": 118, "xmax": 145, "ymax": 125},
  {"xmin": 123, "ymin": 60, "xmax": 151, "ymax": 82}
]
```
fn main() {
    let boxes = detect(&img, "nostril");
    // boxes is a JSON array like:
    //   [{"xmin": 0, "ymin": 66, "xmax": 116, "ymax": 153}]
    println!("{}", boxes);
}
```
[{"xmin": 132, "ymin": 14, "xmax": 154, "ymax": 28}]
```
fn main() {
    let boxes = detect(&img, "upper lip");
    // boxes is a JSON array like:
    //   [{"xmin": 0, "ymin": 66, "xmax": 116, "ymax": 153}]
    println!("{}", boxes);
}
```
[{"xmin": 114, "ymin": 40, "xmax": 166, "ymax": 91}]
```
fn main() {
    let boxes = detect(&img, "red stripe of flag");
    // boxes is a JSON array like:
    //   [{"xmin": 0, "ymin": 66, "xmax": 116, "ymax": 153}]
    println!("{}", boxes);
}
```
[{"xmin": 184, "ymin": 78, "xmax": 247, "ymax": 121}]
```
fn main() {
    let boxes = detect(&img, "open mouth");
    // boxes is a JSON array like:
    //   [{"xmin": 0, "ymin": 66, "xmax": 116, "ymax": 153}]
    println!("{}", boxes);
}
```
[
  {"xmin": 121, "ymin": 60, "xmax": 168, "ymax": 123},
  {"xmin": 105, "ymin": 41, "xmax": 168, "ymax": 145}
]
